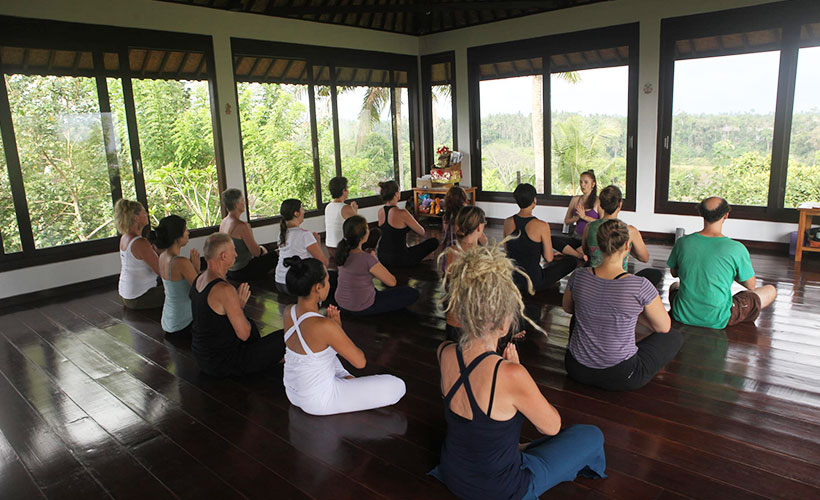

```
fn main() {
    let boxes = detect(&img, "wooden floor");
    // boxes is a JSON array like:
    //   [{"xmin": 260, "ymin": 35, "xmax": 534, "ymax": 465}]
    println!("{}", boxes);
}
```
[{"xmin": 1, "ymin": 234, "xmax": 820, "ymax": 500}]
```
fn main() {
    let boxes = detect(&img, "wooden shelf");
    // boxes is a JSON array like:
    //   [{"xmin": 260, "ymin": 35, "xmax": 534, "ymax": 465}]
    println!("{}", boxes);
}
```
[{"xmin": 795, "ymin": 206, "xmax": 820, "ymax": 262}]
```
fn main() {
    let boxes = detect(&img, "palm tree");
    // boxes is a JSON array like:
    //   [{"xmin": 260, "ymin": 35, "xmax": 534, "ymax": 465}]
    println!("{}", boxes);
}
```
[
  {"xmin": 531, "ymin": 72, "xmax": 581, "ymax": 192},
  {"xmin": 551, "ymin": 114, "xmax": 619, "ymax": 193}
]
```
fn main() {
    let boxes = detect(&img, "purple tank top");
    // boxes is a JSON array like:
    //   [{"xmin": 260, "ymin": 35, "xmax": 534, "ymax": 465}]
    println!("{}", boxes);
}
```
[{"xmin": 575, "ymin": 208, "xmax": 599, "ymax": 237}]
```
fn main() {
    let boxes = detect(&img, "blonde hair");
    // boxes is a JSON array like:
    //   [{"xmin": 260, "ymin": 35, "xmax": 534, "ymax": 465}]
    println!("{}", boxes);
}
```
[
  {"xmin": 204, "ymin": 232, "xmax": 232, "ymax": 260},
  {"xmin": 454, "ymin": 205, "xmax": 485, "ymax": 240},
  {"xmin": 114, "ymin": 198, "xmax": 144, "ymax": 234},
  {"xmin": 443, "ymin": 241, "xmax": 543, "ymax": 349}
]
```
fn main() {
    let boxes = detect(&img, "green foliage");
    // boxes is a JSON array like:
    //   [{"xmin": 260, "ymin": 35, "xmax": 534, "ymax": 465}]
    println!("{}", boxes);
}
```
[
  {"xmin": 0, "ymin": 134, "xmax": 23, "ymax": 253},
  {"xmin": 238, "ymin": 83, "xmax": 316, "ymax": 218},
  {"xmin": 132, "ymin": 79, "xmax": 219, "ymax": 228},
  {"xmin": 5, "ymin": 74, "xmax": 116, "ymax": 249}
]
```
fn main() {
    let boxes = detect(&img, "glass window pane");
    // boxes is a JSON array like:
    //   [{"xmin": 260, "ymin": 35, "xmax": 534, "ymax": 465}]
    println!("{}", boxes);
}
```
[
  {"xmin": 786, "ymin": 45, "xmax": 820, "ymax": 208},
  {"xmin": 480, "ymin": 75, "xmax": 540, "ymax": 192},
  {"xmin": 550, "ymin": 65, "xmax": 628, "ymax": 196},
  {"xmin": 432, "ymin": 84, "xmax": 453, "ymax": 155},
  {"xmin": 316, "ymin": 84, "xmax": 337, "ymax": 204},
  {"xmin": 5, "ymin": 74, "xmax": 116, "ymax": 248},
  {"xmin": 105, "ymin": 77, "xmax": 137, "ymax": 203},
  {"xmin": 0, "ymin": 130, "xmax": 22, "ymax": 253},
  {"xmin": 336, "ymin": 85, "xmax": 394, "ymax": 199},
  {"xmin": 237, "ymin": 82, "xmax": 315, "ymax": 218},
  {"xmin": 396, "ymin": 86, "xmax": 412, "ymax": 190},
  {"xmin": 669, "ymin": 51, "xmax": 780, "ymax": 206},
  {"xmin": 132, "ymin": 78, "xmax": 219, "ymax": 228}
]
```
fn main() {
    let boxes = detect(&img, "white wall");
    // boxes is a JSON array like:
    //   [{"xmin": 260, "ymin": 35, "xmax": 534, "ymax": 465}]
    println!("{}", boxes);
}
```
[
  {"xmin": 0, "ymin": 0, "xmax": 795, "ymax": 300},
  {"xmin": 420, "ymin": 0, "xmax": 794, "ymax": 243}
]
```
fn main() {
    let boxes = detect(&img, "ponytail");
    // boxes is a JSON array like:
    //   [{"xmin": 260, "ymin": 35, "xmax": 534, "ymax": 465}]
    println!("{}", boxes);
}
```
[
  {"xmin": 336, "ymin": 215, "xmax": 368, "ymax": 266},
  {"xmin": 279, "ymin": 198, "xmax": 302, "ymax": 246}
]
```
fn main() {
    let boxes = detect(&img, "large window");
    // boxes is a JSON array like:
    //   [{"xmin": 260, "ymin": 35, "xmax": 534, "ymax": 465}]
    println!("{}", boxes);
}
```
[
  {"xmin": 0, "ymin": 17, "xmax": 224, "ymax": 270},
  {"xmin": 233, "ymin": 42, "xmax": 419, "ymax": 220},
  {"xmin": 235, "ymin": 57, "xmax": 316, "ymax": 218},
  {"xmin": 786, "ymin": 45, "xmax": 820, "ymax": 208},
  {"xmin": 657, "ymin": 4, "xmax": 820, "ymax": 221},
  {"xmin": 469, "ymin": 25, "xmax": 638, "ymax": 207},
  {"xmin": 550, "ymin": 53, "xmax": 629, "ymax": 196},
  {"xmin": 422, "ymin": 53, "xmax": 457, "ymax": 173}
]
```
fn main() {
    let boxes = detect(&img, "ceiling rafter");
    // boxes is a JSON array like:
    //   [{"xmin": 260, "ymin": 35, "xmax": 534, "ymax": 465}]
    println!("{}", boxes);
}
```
[{"xmin": 157, "ymin": 0, "xmax": 609, "ymax": 36}]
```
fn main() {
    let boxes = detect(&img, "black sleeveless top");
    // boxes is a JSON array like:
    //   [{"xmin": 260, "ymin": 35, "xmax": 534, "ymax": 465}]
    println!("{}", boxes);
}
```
[
  {"xmin": 438, "ymin": 344, "xmax": 530, "ymax": 500},
  {"xmin": 190, "ymin": 274, "xmax": 244, "ymax": 370},
  {"xmin": 505, "ymin": 215, "xmax": 545, "ymax": 289},
  {"xmin": 377, "ymin": 205, "xmax": 410, "ymax": 264}
]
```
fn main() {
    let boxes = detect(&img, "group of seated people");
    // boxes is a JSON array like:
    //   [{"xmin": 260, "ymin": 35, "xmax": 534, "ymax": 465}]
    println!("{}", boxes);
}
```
[{"xmin": 112, "ymin": 168, "xmax": 777, "ymax": 500}]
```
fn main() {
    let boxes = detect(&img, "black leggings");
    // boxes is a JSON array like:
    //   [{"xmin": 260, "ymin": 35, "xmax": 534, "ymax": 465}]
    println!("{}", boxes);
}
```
[
  {"xmin": 344, "ymin": 286, "xmax": 420, "ymax": 316},
  {"xmin": 516, "ymin": 257, "xmax": 577, "ymax": 292},
  {"xmin": 227, "ymin": 251, "xmax": 278, "ymax": 282},
  {"xmin": 199, "ymin": 324, "xmax": 285, "ymax": 378},
  {"xmin": 381, "ymin": 238, "xmax": 440, "ymax": 268},
  {"xmin": 564, "ymin": 325, "xmax": 683, "ymax": 391},
  {"xmin": 551, "ymin": 234, "xmax": 582, "ymax": 253},
  {"xmin": 635, "ymin": 268, "xmax": 664, "ymax": 288}
]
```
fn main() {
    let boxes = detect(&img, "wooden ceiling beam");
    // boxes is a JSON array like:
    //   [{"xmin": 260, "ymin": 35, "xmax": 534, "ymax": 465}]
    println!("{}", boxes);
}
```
[{"xmin": 261, "ymin": 0, "xmax": 568, "ymax": 15}]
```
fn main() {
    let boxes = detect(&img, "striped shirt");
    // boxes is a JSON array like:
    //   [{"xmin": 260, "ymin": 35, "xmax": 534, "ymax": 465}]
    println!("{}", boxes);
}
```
[{"xmin": 567, "ymin": 268, "xmax": 657, "ymax": 369}]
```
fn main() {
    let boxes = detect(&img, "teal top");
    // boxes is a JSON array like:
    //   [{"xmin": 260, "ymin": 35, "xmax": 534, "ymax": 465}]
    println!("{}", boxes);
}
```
[
  {"xmin": 230, "ymin": 237, "xmax": 252, "ymax": 271},
  {"xmin": 161, "ymin": 256, "xmax": 193, "ymax": 333},
  {"xmin": 585, "ymin": 218, "xmax": 629, "ymax": 270},
  {"xmin": 667, "ymin": 233, "xmax": 755, "ymax": 329}
]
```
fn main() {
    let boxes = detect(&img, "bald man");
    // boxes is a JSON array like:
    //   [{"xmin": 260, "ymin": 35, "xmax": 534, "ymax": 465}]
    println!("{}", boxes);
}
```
[
  {"xmin": 189, "ymin": 233, "xmax": 285, "ymax": 377},
  {"xmin": 666, "ymin": 197, "xmax": 776, "ymax": 329}
]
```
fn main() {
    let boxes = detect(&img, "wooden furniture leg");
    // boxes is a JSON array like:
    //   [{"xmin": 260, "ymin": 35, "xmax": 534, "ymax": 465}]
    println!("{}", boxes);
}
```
[{"xmin": 795, "ymin": 210, "xmax": 806, "ymax": 262}]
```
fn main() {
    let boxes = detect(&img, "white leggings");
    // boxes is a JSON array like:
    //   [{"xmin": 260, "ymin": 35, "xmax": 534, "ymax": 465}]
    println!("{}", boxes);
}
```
[{"xmin": 288, "ymin": 358, "xmax": 406, "ymax": 416}]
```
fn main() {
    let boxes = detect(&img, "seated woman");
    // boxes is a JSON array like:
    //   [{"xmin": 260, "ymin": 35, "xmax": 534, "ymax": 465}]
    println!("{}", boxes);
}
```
[
  {"xmin": 115, "ymin": 198, "xmax": 164, "ymax": 309},
  {"xmin": 335, "ymin": 215, "xmax": 420, "ymax": 315},
  {"xmin": 440, "ymin": 205, "xmax": 486, "ymax": 341},
  {"xmin": 431, "ymin": 243, "xmax": 606, "ymax": 500},
  {"xmin": 582, "ymin": 185, "xmax": 664, "ymax": 287},
  {"xmin": 219, "ymin": 188, "xmax": 277, "ymax": 282},
  {"xmin": 190, "ymin": 233, "xmax": 285, "ymax": 377},
  {"xmin": 551, "ymin": 169, "xmax": 603, "ymax": 259},
  {"xmin": 155, "ymin": 215, "xmax": 201, "ymax": 334},
  {"xmin": 274, "ymin": 198, "xmax": 329, "ymax": 295},
  {"xmin": 282, "ymin": 256, "xmax": 406, "ymax": 415},
  {"xmin": 377, "ymin": 180, "xmax": 439, "ymax": 268},
  {"xmin": 324, "ymin": 176, "xmax": 381, "ymax": 259},
  {"xmin": 563, "ymin": 219, "xmax": 683, "ymax": 391}
]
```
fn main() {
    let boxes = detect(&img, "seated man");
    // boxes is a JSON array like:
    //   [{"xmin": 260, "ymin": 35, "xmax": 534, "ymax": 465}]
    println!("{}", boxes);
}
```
[
  {"xmin": 667, "ymin": 197, "xmax": 776, "ymax": 329},
  {"xmin": 582, "ymin": 185, "xmax": 664, "ymax": 287},
  {"xmin": 190, "ymin": 232, "xmax": 285, "ymax": 377},
  {"xmin": 503, "ymin": 183, "xmax": 577, "ymax": 292}
]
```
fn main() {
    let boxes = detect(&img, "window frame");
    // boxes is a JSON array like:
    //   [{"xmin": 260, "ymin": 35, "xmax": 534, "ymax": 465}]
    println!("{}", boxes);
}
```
[
  {"xmin": 467, "ymin": 23, "xmax": 639, "ymax": 210},
  {"xmin": 0, "ymin": 15, "xmax": 226, "ymax": 272},
  {"xmin": 231, "ymin": 38, "xmax": 420, "ymax": 229},
  {"xmin": 654, "ymin": 1, "xmax": 820, "ymax": 223},
  {"xmin": 421, "ymin": 51, "xmax": 458, "ymax": 171}
]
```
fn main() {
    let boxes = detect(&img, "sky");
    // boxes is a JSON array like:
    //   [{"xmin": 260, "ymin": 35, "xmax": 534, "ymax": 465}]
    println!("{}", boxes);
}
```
[{"xmin": 475, "ymin": 46, "xmax": 820, "ymax": 118}]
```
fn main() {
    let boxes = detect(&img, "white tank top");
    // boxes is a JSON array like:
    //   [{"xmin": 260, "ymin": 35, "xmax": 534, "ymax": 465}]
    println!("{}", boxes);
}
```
[
  {"xmin": 324, "ymin": 201, "xmax": 345, "ymax": 248},
  {"xmin": 118, "ymin": 237, "xmax": 158, "ymax": 299},
  {"xmin": 283, "ymin": 307, "xmax": 339, "ymax": 405}
]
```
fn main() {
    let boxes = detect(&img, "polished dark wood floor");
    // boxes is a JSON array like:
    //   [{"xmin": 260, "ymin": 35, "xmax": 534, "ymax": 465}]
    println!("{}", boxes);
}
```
[{"xmin": 1, "ymin": 234, "xmax": 819, "ymax": 499}]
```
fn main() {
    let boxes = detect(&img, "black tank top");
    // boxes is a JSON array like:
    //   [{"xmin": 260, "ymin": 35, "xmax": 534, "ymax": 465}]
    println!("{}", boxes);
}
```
[
  {"xmin": 377, "ymin": 205, "xmax": 410, "ymax": 263},
  {"xmin": 505, "ymin": 215, "xmax": 545, "ymax": 289},
  {"xmin": 190, "ymin": 274, "xmax": 243, "ymax": 365},
  {"xmin": 438, "ymin": 344, "xmax": 530, "ymax": 500}
]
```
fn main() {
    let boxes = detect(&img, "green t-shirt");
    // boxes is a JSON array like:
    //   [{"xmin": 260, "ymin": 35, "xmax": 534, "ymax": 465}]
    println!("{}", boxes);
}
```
[{"xmin": 667, "ymin": 233, "xmax": 755, "ymax": 329}]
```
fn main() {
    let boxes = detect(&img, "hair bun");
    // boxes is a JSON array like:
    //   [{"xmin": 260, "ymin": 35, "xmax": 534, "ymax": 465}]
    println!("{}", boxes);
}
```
[{"xmin": 283, "ymin": 256, "xmax": 303, "ymax": 269}]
